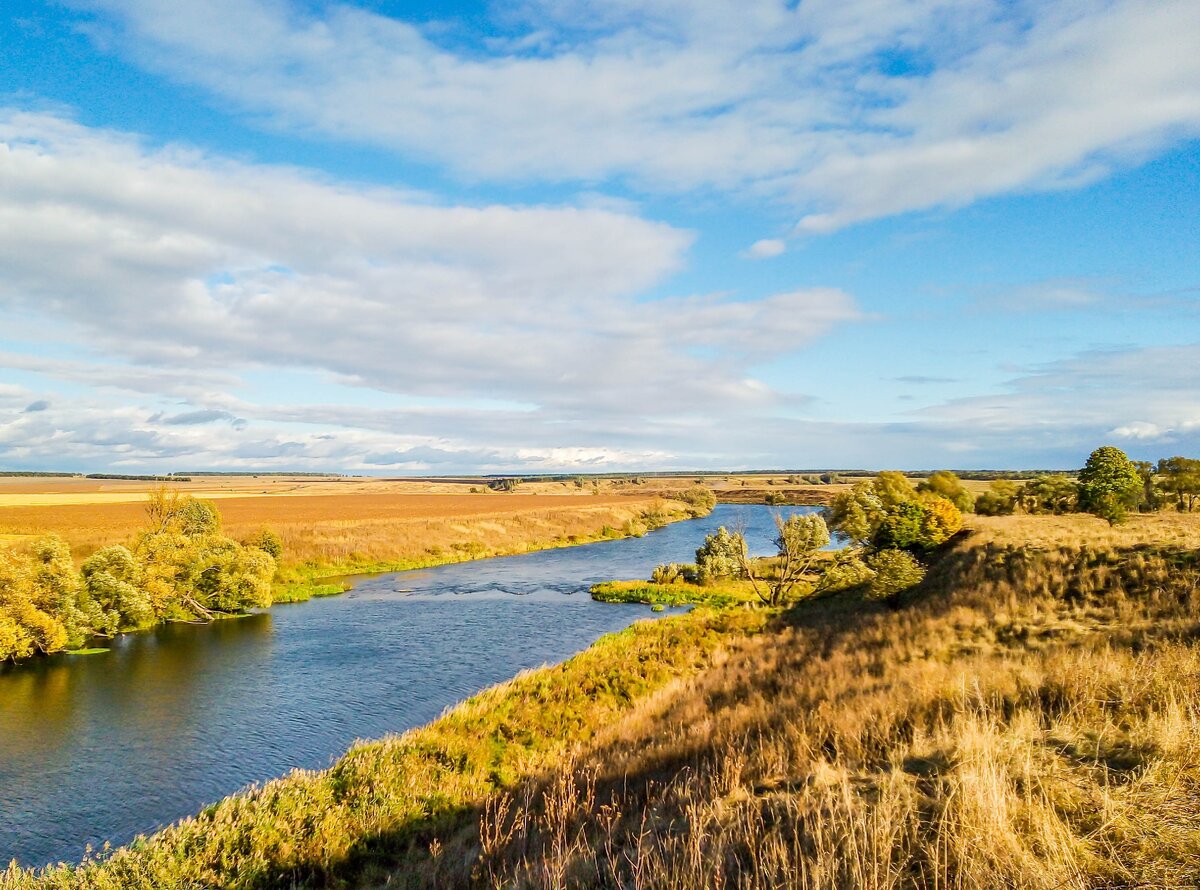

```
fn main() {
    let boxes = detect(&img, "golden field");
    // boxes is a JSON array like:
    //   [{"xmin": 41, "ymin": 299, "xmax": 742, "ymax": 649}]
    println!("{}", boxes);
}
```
[{"xmin": 0, "ymin": 475, "xmax": 686, "ymax": 569}]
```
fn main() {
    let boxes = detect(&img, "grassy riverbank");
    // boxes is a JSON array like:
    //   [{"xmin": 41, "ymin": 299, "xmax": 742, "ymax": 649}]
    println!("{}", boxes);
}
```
[
  {"xmin": 8, "ymin": 513, "xmax": 1200, "ymax": 888},
  {"xmin": 273, "ymin": 500, "xmax": 692, "ymax": 603},
  {"xmin": 2, "ymin": 607, "xmax": 765, "ymax": 887}
]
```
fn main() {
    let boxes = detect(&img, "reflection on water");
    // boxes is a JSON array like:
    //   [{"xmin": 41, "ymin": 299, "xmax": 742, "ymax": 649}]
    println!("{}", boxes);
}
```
[{"xmin": 0, "ymin": 504, "xmax": 818, "ymax": 866}]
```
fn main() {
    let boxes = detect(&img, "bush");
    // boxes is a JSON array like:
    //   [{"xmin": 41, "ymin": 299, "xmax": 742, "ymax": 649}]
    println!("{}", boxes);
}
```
[
  {"xmin": 974, "ymin": 481, "xmax": 1018, "ymax": 515},
  {"xmin": 865, "ymin": 549, "xmax": 926, "ymax": 602},
  {"xmin": 678, "ymin": 486, "xmax": 716, "ymax": 517},
  {"xmin": 244, "ymin": 527, "xmax": 284, "ymax": 560},
  {"xmin": 695, "ymin": 527, "xmax": 747, "ymax": 584}
]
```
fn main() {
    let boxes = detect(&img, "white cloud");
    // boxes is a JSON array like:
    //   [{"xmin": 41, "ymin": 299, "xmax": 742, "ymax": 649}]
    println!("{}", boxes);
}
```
[
  {"xmin": 744, "ymin": 239, "xmax": 786, "ymax": 260},
  {"xmin": 0, "ymin": 111, "xmax": 865, "ymax": 470},
  {"xmin": 73, "ymin": 0, "xmax": 1200, "ymax": 231}
]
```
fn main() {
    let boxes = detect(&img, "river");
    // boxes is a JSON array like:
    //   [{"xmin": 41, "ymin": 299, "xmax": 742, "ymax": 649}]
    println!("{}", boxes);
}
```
[{"xmin": 0, "ymin": 503, "xmax": 818, "ymax": 867}]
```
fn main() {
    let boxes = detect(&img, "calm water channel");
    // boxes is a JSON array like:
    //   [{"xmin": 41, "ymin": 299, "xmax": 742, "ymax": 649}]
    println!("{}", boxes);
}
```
[{"xmin": 0, "ymin": 503, "xmax": 817, "ymax": 867}]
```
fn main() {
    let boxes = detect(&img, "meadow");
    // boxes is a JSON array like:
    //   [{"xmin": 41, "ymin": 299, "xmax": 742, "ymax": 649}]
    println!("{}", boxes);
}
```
[{"xmin": 6, "ymin": 509, "xmax": 1198, "ymax": 888}]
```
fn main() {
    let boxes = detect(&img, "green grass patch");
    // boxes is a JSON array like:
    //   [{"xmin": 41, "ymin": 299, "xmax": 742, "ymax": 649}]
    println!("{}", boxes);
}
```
[
  {"xmin": 63, "ymin": 647, "xmax": 110, "ymax": 656},
  {"xmin": 590, "ymin": 578, "xmax": 760, "ymax": 608}
]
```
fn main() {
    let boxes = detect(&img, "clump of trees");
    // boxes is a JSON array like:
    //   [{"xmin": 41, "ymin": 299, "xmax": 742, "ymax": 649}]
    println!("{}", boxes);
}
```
[
  {"xmin": 0, "ymin": 490, "xmax": 281, "ymax": 662},
  {"xmin": 828, "ymin": 471, "xmax": 963, "ymax": 552},
  {"xmin": 487, "ymin": 477, "xmax": 522, "ymax": 492},
  {"xmin": 970, "ymin": 446, "xmax": 1200, "ymax": 525}
]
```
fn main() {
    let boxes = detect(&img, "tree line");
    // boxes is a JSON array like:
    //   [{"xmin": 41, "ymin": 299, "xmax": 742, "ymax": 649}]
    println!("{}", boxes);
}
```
[
  {"xmin": 974, "ymin": 446, "xmax": 1200, "ymax": 524},
  {"xmin": 0, "ymin": 490, "xmax": 281, "ymax": 662}
]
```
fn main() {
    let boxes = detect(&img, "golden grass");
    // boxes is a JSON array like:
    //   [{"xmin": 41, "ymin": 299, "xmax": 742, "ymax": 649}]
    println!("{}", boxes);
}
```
[
  {"xmin": 386, "ymin": 530, "xmax": 1200, "ymax": 888},
  {"xmin": 968, "ymin": 509, "xmax": 1200, "ymax": 549},
  {"xmin": 0, "ymin": 493, "xmax": 674, "ymax": 567}
]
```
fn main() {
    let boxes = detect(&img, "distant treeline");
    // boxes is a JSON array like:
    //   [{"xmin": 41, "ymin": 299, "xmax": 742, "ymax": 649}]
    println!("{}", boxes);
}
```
[
  {"xmin": 0, "ymin": 471, "xmax": 81, "ymax": 478},
  {"xmin": 86, "ymin": 474, "xmax": 192, "ymax": 482},
  {"xmin": 177, "ymin": 471, "xmax": 345, "ymax": 477}
]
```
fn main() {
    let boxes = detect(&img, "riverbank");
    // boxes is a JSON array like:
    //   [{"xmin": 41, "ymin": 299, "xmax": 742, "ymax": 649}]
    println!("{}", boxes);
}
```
[
  {"xmin": 7, "ymin": 514, "xmax": 1199, "ymax": 888},
  {"xmin": 272, "ymin": 497, "xmax": 696, "ymax": 603}
]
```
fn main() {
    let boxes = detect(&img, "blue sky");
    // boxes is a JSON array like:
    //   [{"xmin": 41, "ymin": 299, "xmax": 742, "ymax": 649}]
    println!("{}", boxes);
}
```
[{"xmin": 1, "ymin": 0, "xmax": 1198, "ymax": 473}]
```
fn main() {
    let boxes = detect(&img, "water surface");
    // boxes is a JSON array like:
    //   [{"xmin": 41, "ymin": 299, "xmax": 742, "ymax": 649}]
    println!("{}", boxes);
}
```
[{"xmin": 0, "ymin": 504, "xmax": 816, "ymax": 866}]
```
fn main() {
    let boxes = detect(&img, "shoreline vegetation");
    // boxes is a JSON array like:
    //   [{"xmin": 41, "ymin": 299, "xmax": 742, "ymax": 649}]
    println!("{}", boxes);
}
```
[
  {"xmin": 0, "ymin": 487, "xmax": 716, "ymax": 664},
  {"xmin": 5, "ymin": 507, "xmax": 1200, "ymax": 887}
]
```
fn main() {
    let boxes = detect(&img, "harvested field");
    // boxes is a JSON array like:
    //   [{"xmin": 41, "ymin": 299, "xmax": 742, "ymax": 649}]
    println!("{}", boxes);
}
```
[{"xmin": 0, "ymin": 491, "xmax": 672, "ymax": 565}]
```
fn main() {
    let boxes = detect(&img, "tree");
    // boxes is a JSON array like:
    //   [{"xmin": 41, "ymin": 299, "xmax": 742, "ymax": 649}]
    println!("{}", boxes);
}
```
[
  {"xmin": 917, "ymin": 471, "xmax": 975, "ymax": 512},
  {"xmin": 1132, "ymin": 460, "xmax": 1161, "ymax": 512},
  {"xmin": 0, "ymin": 546, "xmax": 69, "ymax": 658},
  {"xmin": 81, "ymin": 545, "xmax": 154, "ymax": 632},
  {"xmin": 873, "ymin": 471, "xmax": 918, "ymax": 510},
  {"xmin": 1078, "ymin": 446, "xmax": 1142, "ymax": 525},
  {"xmin": 739, "ymin": 512, "xmax": 832, "ymax": 607},
  {"xmin": 1017, "ymin": 474, "xmax": 1078, "ymax": 515},
  {"xmin": 244, "ymin": 527, "xmax": 284, "ymax": 560},
  {"xmin": 919, "ymin": 495, "xmax": 963, "ymax": 545},
  {"xmin": 974, "ymin": 480, "xmax": 1018, "ymax": 516},
  {"xmin": 1158, "ymin": 456, "xmax": 1200, "ymax": 511},
  {"xmin": 865, "ymin": 549, "xmax": 926, "ymax": 603},
  {"xmin": 28, "ymin": 535, "xmax": 88, "ymax": 648},
  {"xmin": 827, "ymin": 482, "xmax": 886, "ymax": 546},
  {"xmin": 694, "ymin": 527, "xmax": 747, "ymax": 583}
]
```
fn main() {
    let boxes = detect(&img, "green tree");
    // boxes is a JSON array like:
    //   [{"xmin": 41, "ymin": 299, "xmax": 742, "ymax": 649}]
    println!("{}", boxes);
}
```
[
  {"xmin": 1078, "ymin": 446, "xmax": 1142, "ymax": 524},
  {"xmin": 244, "ymin": 527, "xmax": 284, "ymax": 560},
  {"xmin": 1157, "ymin": 456, "xmax": 1200, "ymax": 511},
  {"xmin": 694, "ymin": 527, "xmax": 747, "ymax": 583},
  {"xmin": 81, "ymin": 545, "xmax": 154, "ymax": 632},
  {"xmin": 1132, "ymin": 460, "xmax": 1161, "ymax": 512},
  {"xmin": 872, "ymin": 471, "xmax": 918, "ymax": 509},
  {"xmin": 974, "ymin": 480, "xmax": 1018, "ymax": 515},
  {"xmin": 740, "ymin": 513, "xmax": 831, "ymax": 607},
  {"xmin": 916, "ymin": 471, "xmax": 975, "ymax": 512},
  {"xmin": 1017, "ymin": 474, "xmax": 1079, "ymax": 514},
  {"xmin": 827, "ymin": 482, "xmax": 886, "ymax": 546}
]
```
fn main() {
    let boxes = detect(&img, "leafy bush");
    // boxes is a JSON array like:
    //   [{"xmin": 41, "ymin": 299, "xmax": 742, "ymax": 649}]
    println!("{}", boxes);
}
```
[
  {"xmin": 695, "ymin": 527, "xmax": 747, "ymax": 584},
  {"xmin": 865, "ymin": 549, "xmax": 926, "ymax": 602}
]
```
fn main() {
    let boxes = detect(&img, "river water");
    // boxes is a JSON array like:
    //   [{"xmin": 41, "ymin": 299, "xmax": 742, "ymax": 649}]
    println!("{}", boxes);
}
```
[{"xmin": 0, "ymin": 503, "xmax": 816, "ymax": 867}]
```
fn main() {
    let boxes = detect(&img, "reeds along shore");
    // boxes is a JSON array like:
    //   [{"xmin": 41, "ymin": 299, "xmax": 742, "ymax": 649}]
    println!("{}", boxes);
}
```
[{"xmin": 6, "ymin": 515, "xmax": 1200, "ymax": 889}]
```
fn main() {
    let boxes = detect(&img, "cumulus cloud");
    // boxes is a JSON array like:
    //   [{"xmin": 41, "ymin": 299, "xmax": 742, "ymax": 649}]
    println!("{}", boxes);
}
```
[
  {"xmin": 0, "ymin": 111, "xmax": 866, "ymax": 470},
  {"xmin": 22, "ymin": 400, "xmax": 50, "ymax": 413},
  {"xmin": 70, "ymin": 0, "xmax": 1200, "ymax": 231}
]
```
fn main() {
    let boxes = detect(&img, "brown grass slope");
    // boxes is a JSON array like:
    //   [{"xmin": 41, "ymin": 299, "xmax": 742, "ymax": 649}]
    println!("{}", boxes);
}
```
[{"xmin": 395, "ymin": 525, "xmax": 1200, "ymax": 889}]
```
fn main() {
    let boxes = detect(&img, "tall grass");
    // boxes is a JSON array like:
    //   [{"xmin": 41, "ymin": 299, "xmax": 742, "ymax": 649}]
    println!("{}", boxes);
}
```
[{"xmin": 396, "ymin": 529, "xmax": 1200, "ymax": 889}]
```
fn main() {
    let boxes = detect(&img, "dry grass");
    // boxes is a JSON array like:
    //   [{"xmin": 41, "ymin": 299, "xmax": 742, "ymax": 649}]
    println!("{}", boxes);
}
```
[
  {"xmin": 968, "ymin": 510, "xmax": 1200, "ymax": 549},
  {"xmin": 387, "ymin": 531, "xmax": 1200, "ymax": 889}
]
